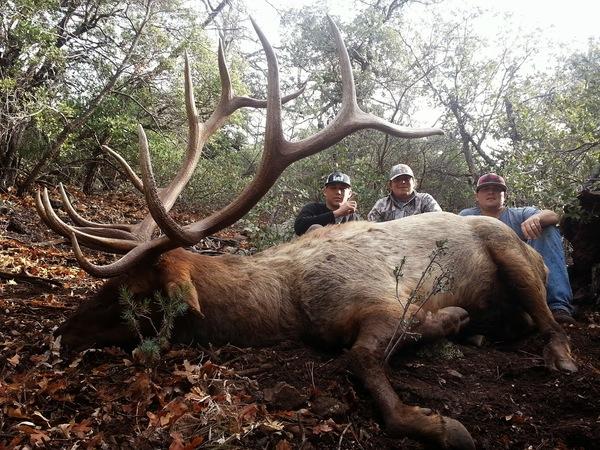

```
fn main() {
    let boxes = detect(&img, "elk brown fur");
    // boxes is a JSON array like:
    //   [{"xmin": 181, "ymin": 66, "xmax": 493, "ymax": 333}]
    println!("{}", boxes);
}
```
[{"xmin": 56, "ymin": 213, "xmax": 576, "ymax": 450}]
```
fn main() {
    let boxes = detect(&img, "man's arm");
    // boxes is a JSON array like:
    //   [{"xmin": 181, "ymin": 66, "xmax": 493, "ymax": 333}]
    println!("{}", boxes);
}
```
[
  {"xmin": 521, "ymin": 209, "xmax": 560, "ymax": 240},
  {"xmin": 294, "ymin": 203, "xmax": 335, "ymax": 236},
  {"xmin": 367, "ymin": 199, "xmax": 385, "ymax": 222}
]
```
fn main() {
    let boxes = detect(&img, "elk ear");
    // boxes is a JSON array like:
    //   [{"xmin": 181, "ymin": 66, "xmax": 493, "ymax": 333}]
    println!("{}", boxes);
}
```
[{"xmin": 166, "ymin": 280, "xmax": 204, "ymax": 318}]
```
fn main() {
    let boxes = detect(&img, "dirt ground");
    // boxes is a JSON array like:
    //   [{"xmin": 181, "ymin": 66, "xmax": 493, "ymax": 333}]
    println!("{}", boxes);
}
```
[{"xmin": 1, "ymin": 190, "xmax": 599, "ymax": 449}]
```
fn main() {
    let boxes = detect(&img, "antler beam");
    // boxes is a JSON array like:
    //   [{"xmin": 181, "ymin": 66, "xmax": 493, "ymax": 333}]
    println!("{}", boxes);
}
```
[{"xmin": 37, "ymin": 17, "xmax": 443, "ymax": 277}]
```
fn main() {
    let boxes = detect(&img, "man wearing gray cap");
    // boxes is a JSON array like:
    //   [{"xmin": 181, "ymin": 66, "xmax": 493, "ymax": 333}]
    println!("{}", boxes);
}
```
[
  {"xmin": 294, "ymin": 171, "xmax": 360, "ymax": 236},
  {"xmin": 367, "ymin": 164, "xmax": 441, "ymax": 222}
]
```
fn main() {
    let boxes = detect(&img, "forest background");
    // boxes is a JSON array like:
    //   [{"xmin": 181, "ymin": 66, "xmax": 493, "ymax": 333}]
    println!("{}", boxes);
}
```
[{"xmin": 1, "ymin": 0, "xmax": 599, "ymax": 246}]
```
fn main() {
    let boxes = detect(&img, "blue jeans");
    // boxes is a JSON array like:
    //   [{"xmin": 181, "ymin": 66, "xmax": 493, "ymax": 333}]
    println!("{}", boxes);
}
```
[{"xmin": 528, "ymin": 226, "xmax": 573, "ymax": 314}]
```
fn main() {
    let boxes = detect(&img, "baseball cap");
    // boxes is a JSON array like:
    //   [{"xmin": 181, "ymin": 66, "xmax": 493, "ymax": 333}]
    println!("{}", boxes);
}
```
[
  {"xmin": 389, "ymin": 164, "xmax": 414, "ymax": 180},
  {"xmin": 476, "ymin": 173, "xmax": 507, "ymax": 192},
  {"xmin": 324, "ymin": 171, "xmax": 351, "ymax": 187}
]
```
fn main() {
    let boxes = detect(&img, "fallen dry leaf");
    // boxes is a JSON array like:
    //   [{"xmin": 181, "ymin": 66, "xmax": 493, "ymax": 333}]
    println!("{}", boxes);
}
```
[{"xmin": 7, "ymin": 354, "xmax": 20, "ymax": 366}]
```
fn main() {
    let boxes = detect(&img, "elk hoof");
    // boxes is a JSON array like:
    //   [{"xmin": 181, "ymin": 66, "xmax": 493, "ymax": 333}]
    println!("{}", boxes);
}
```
[
  {"xmin": 391, "ymin": 409, "xmax": 475, "ymax": 450},
  {"xmin": 464, "ymin": 334, "xmax": 485, "ymax": 347},
  {"xmin": 543, "ymin": 342, "xmax": 577, "ymax": 373},
  {"xmin": 436, "ymin": 416, "xmax": 476, "ymax": 450}
]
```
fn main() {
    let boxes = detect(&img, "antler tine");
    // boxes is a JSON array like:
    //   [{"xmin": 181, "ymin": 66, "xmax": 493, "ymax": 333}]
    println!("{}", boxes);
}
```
[
  {"xmin": 69, "ymin": 232, "xmax": 106, "ymax": 277},
  {"xmin": 36, "ymin": 188, "xmax": 81, "ymax": 239},
  {"xmin": 251, "ymin": 17, "xmax": 285, "ymax": 155},
  {"xmin": 37, "ymin": 188, "xmax": 141, "ymax": 253},
  {"xmin": 217, "ymin": 40, "xmax": 233, "ymax": 102},
  {"xmin": 68, "ymin": 231, "xmax": 169, "ymax": 277},
  {"xmin": 58, "ymin": 183, "xmax": 134, "ymax": 231},
  {"xmin": 327, "ymin": 16, "xmax": 358, "ymax": 114},
  {"xmin": 282, "ymin": 17, "xmax": 443, "ymax": 162},
  {"xmin": 35, "ymin": 188, "xmax": 53, "ymax": 230},
  {"xmin": 138, "ymin": 124, "xmax": 194, "ymax": 245},
  {"xmin": 217, "ymin": 36, "xmax": 307, "ymax": 111},
  {"xmin": 231, "ymin": 84, "xmax": 307, "ymax": 110},
  {"xmin": 101, "ymin": 145, "xmax": 145, "ymax": 193}
]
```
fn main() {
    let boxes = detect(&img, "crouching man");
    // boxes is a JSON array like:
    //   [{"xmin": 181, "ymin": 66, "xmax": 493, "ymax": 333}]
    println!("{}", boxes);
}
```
[
  {"xmin": 294, "ymin": 171, "xmax": 359, "ymax": 236},
  {"xmin": 459, "ymin": 173, "xmax": 575, "ymax": 324}
]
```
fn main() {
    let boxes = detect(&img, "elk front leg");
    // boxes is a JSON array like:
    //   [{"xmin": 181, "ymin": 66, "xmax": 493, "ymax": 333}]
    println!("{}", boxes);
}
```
[
  {"xmin": 348, "ymin": 310, "xmax": 475, "ymax": 450},
  {"xmin": 383, "ymin": 305, "xmax": 470, "ymax": 355},
  {"xmin": 413, "ymin": 306, "xmax": 470, "ymax": 342}
]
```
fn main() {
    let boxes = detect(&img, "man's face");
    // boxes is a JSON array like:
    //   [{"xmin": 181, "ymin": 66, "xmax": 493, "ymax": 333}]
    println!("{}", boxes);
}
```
[
  {"xmin": 476, "ymin": 185, "xmax": 506, "ymax": 210},
  {"xmin": 323, "ymin": 183, "xmax": 351, "ymax": 209},
  {"xmin": 389, "ymin": 175, "xmax": 415, "ymax": 200}
]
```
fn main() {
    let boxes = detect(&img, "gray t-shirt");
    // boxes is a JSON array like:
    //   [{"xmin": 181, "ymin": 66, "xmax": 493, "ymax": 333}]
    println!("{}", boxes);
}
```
[{"xmin": 459, "ymin": 206, "xmax": 539, "ymax": 241}]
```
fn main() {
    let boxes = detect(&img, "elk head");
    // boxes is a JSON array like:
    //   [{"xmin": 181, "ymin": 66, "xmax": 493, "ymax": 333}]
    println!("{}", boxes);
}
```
[{"xmin": 35, "ymin": 17, "xmax": 443, "ymax": 277}]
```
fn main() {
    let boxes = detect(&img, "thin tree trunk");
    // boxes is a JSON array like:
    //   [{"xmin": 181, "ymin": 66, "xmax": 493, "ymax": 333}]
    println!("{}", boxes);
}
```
[
  {"xmin": 82, "ymin": 149, "xmax": 103, "ymax": 194},
  {"xmin": 201, "ymin": 0, "xmax": 231, "ymax": 28},
  {"xmin": 0, "ymin": 123, "xmax": 25, "ymax": 191},
  {"xmin": 449, "ymin": 100, "xmax": 478, "ymax": 181},
  {"xmin": 16, "ymin": 2, "xmax": 154, "ymax": 195},
  {"xmin": 504, "ymin": 97, "xmax": 521, "ymax": 146}
]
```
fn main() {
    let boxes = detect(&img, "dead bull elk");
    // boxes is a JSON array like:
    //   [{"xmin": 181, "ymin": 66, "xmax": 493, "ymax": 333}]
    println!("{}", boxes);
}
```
[{"xmin": 36, "ymin": 18, "xmax": 576, "ymax": 450}]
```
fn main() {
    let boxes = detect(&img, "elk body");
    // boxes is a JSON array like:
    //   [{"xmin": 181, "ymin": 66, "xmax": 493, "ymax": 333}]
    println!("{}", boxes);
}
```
[
  {"xmin": 36, "ymin": 18, "xmax": 576, "ymax": 450},
  {"xmin": 54, "ymin": 213, "xmax": 576, "ymax": 449}
]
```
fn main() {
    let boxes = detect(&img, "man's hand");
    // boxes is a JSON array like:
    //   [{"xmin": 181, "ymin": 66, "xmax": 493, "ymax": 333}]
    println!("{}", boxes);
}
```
[
  {"xmin": 521, "ymin": 214, "xmax": 544, "ymax": 239},
  {"xmin": 334, "ymin": 200, "xmax": 358, "ymax": 217},
  {"xmin": 521, "ymin": 210, "xmax": 560, "ymax": 240}
]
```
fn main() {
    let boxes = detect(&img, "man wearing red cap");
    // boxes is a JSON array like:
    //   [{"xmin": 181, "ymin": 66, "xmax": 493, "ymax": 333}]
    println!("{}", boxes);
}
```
[{"xmin": 459, "ymin": 173, "xmax": 575, "ymax": 324}]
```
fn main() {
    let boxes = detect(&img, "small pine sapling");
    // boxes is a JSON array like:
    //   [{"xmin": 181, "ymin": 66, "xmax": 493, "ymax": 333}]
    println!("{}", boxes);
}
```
[{"xmin": 119, "ymin": 285, "xmax": 189, "ymax": 365}]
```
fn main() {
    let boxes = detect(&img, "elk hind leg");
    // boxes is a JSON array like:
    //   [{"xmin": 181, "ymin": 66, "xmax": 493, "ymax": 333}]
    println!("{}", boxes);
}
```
[
  {"xmin": 486, "ymin": 241, "xmax": 577, "ymax": 372},
  {"xmin": 348, "ymin": 311, "xmax": 474, "ymax": 450}
]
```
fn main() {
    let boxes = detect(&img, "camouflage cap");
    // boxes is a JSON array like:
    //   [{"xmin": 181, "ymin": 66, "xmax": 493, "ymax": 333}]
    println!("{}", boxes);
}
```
[{"xmin": 389, "ymin": 164, "xmax": 414, "ymax": 180}]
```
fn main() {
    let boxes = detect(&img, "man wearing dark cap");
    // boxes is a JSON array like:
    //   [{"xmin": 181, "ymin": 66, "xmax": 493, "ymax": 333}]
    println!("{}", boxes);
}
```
[
  {"xmin": 459, "ymin": 173, "xmax": 575, "ymax": 324},
  {"xmin": 294, "ymin": 171, "xmax": 360, "ymax": 236},
  {"xmin": 367, "ymin": 163, "xmax": 441, "ymax": 222}
]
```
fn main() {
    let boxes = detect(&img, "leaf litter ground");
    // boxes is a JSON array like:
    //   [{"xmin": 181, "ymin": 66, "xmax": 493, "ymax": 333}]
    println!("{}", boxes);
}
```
[{"xmin": 0, "ymin": 190, "xmax": 599, "ymax": 449}]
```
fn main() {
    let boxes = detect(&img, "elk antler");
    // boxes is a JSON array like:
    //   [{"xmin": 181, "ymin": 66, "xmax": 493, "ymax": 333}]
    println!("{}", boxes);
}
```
[{"xmin": 37, "ymin": 17, "xmax": 443, "ymax": 277}]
